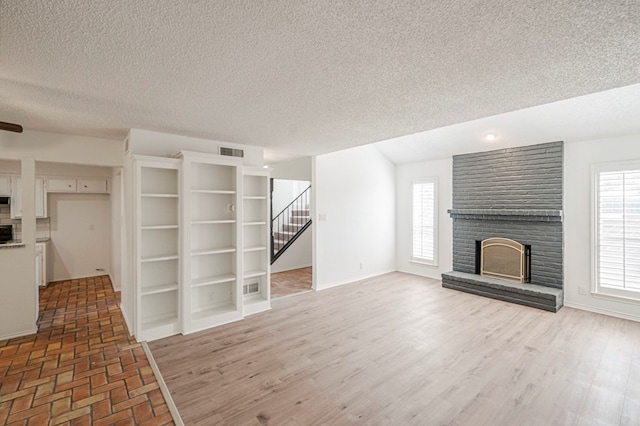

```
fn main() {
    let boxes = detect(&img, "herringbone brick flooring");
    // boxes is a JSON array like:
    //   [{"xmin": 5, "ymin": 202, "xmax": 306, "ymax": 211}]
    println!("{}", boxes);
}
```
[
  {"xmin": 270, "ymin": 267, "xmax": 312, "ymax": 298},
  {"xmin": 0, "ymin": 275, "xmax": 174, "ymax": 425}
]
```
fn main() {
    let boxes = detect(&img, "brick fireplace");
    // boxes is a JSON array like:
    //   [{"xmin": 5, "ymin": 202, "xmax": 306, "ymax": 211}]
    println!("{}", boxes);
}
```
[{"xmin": 441, "ymin": 141, "xmax": 564, "ymax": 312}]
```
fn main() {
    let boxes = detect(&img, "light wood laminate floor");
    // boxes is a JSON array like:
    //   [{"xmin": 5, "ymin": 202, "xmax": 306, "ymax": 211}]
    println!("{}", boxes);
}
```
[{"xmin": 149, "ymin": 272, "xmax": 640, "ymax": 425}]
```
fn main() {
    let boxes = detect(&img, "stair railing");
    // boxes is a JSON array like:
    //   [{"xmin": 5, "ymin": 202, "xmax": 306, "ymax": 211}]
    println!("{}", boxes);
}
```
[{"xmin": 271, "ymin": 185, "xmax": 312, "ymax": 263}]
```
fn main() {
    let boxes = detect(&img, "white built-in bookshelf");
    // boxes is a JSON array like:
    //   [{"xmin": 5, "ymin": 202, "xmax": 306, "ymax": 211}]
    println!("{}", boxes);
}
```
[
  {"xmin": 242, "ymin": 169, "xmax": 271, "ymax": 315},
  {"xmin": 135, "ymin": 157, "xmax": 181, "ymax": 341},
  {"xmin": 181, "ymin": 152, "xmax": 243, "ymax": 333},
  {"xmin": 133, "ymin": 152, "xmax": 271, "ymax": 341}
]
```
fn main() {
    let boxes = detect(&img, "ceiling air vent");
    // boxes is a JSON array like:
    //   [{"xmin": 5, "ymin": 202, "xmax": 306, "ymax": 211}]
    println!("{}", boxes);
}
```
[{"xmin": 219, "ymin": 146, "xmax": 244, "ymax": 158}]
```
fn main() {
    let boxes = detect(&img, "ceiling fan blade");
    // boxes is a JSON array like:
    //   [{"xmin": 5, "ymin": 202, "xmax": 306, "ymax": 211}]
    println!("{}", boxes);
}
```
[{"xmin": 0, "ymin": 121, "xmax": 23, "ymax": 133}]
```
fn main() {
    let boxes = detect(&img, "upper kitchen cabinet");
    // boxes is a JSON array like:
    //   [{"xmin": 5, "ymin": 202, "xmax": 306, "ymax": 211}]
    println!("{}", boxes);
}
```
[
  {"xmin": 78, "ymin": 178, "xmax": 109, "ymax": 193},
  {"xmin": 46, "ymin": 178, "xmax": 76, "ymax": 192},
  {"xmin": 11, "ymin": 177, "xmax": 47, "ymax": 218},
  {"xmin": 0, "ymin": 176, "xmax": 10, "ymax": 196},
  {"xmin": 46, "ymin": 177, "xmax": 109, "ymax": 194}
]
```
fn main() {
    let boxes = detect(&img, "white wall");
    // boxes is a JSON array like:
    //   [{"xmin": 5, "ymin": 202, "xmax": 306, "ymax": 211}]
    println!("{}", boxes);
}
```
[
  {"xmin": 272, "ymin": 179, "xmax": 311, "ymax": 216},
  {"xmin": 396, "ymin": 158, "xmax": 453, "ymax": 279},
  {"xmin": 36, "ymin": 162, "xmax": 113, "ymax": 177},
  {"xmin": 127, "ymin": 128, "xmax": 264, "ymax": 167},
  {"xmin": 0, "ymin": 159, "xmax": 37, "ymax": 340},
  {"xmin": 48, "ymin": 193, "xmax": 111, "ymax": 281},
  {"xmin": 564, "ymin": 134, "xmax": 640, "ymax": 321},
  {"xmin": 110, "ymin": 168, "xmax": 123, "ymax": 291},
  {"xmin": 271, "ymin": 228, "xmax": 312, "ymax": 273},
  {"xmin": 0, "ymin": 130, "xmax": 123, "ymax": 166},
  {"xmin": 120, "ymin": 156, "xmax": 135, "ymax": 334},
  {"xmin": 270, "ymin": 156, "xmax": 312, "ymax": 181},
  {"xmin": 314, "ymin": 145, "xmax": 396, "ymax": 289}
]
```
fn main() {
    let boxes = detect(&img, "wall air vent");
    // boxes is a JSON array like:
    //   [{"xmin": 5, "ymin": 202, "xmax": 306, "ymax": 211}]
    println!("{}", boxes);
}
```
[
  {"xmin": 219, "ymin": 146, "xmax": 244, "ymax": 158},
  {"xmin": 243, "ymin": 281, "xmax": 260, "ymax": 295}
]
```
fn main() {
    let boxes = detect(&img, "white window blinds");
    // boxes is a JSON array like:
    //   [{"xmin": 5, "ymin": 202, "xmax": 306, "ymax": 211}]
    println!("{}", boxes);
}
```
[
  {"xmin": 412, "ymin": 179, "xmax": 437, "ymax": 264},
  {"xmin": 597, "ymin": 169, "xmax": 640, "ymax": 292}
]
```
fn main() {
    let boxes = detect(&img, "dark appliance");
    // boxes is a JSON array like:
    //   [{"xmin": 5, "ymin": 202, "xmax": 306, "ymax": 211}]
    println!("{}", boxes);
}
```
[
  {"xmin": 0, "ymin": 225, "xmax": 13, "ymax": 244},
  {"xmin": 0, "ymin": 196, "xmax": 9, "ymax": 206}
]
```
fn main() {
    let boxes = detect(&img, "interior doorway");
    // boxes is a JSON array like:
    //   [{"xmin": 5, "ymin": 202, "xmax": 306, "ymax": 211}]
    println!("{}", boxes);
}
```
[
  {"xmin": 270, "ymin": 178, "xmax": 313, "ymax": 298},
  {"xmin": 271, "ymin": 266, "xmax": 312, "ymax": 298}
]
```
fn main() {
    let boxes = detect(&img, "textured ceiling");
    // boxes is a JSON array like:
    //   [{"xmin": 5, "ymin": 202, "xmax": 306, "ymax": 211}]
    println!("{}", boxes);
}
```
[
  {"xmin": 1, "ymin": 0, "xmax": 639, "ymax": 162},
  {"xmin": 375, "ymin": 83, "xmax": 640, "ymax": 164}
]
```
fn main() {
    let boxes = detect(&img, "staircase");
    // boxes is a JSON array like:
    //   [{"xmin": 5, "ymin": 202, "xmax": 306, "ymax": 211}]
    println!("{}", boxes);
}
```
[
  {"xmin": 273, "ymin": 207, "xmax": 310, "ymax": 251},
  {"xmin": 271, "ymin": 186, "xmax": 311, "ymax": 263}
]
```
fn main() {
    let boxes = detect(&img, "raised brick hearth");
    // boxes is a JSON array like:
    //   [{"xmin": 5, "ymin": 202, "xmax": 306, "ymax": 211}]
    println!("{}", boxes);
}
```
[
  {"xmin": 442, "ymin": 271, "xmax": 563, "ymax": 312},
  {"xmin": 443, "ymin": 141, "xmax": 564, "ymax": 311}
]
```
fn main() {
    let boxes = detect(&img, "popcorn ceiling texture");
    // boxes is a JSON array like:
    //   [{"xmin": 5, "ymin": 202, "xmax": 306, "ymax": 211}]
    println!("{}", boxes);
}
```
[{"xmin": 1, "ymin": 1, "xmax": 639, "ymax": 157}]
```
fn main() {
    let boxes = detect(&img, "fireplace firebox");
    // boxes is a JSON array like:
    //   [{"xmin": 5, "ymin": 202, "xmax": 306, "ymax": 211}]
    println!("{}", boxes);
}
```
[{"xmin": 475, "ymin": 238, "xmax": 531, "ymax": 283}]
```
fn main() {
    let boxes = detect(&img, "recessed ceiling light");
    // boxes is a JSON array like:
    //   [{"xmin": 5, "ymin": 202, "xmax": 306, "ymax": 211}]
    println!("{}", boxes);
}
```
[{"xmin": 485, "ymin": 133, "xmax": 497, "ymax": 141}]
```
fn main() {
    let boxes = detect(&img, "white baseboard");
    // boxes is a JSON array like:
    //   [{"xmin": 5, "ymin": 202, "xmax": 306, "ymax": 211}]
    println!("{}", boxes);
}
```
[
  {"xmin": 271, "ymin": 263, "xmax": 312, "ymax": 274},
  {"xmin": 142, "ymin": 342, "xmax": 184, "ymax": 426},
  {"xmin": 564, "ymin": 301, "xmax": 640, "ymax": 323},
  {"xmin": 397, "ymin": 268, "xmax": 445, "ymax": 281},
  {"xmin": 108, "ymin": 273, "xmax": 120, "ymax": 292},
  {"xmin": 0, "ymin": 326, "xmax": 38, "ymax": 341},
  {"xmin": 315, "ymin": 270, "xmax": 395, "ymax": 291},
  {"xmin": 120, "ymin": 304, "xmax": 134, "ymax": 336},
  {"xmin": 49, "ymin": 271, "xmax": 110, "ymax": 283}
]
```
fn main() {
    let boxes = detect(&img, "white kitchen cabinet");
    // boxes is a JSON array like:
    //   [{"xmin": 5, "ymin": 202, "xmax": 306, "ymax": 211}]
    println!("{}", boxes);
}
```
[
  {"xmin": 0, "ymin": 176, "xmax": 10, "ymax": 196},
  {"xmin": 180, "ymin": 151, "xmax": 243, "ymax": 334},
  {"xmin": 241, "ymin": 168, "xmax": 271, "ymax": 316},
  {"xmin": 11, "ymin": 177, "xmax": 47, "ymax": 218},
  {"xmin": 46, "ymin": 177, "xmax": 109, "ymax": 194},
  {"xmin": 78, "ymin": 178, "xmax": 109, "ymax": 193},
  {"xmin": 36, "ymin": 242, "xmax": 47, "ymax": 287},
  {"xmin": 46, "ymin": 178, "xmax": 77, "ymax": 192},
  {"xmin": 134, "ymin": 156, "xmax": 181, "ymax": 341}
]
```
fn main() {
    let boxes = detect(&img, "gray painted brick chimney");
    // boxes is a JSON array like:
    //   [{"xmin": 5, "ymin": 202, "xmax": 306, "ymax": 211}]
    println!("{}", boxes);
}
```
[{"xmin": 443, "ymin": 141, "xmax": 564, "ymax": 311}]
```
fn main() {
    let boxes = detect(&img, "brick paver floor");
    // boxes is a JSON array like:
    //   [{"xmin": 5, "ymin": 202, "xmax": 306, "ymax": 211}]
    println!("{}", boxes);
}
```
[{"xmin": 0, "ymin": 275, "xmax": 174, "ymax": 425}]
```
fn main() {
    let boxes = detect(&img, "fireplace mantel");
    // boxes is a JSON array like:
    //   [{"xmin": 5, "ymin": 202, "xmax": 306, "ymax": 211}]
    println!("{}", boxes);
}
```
[{"xmin": 447, "ymin": 209, "xmax": 563, "ymax": 222}]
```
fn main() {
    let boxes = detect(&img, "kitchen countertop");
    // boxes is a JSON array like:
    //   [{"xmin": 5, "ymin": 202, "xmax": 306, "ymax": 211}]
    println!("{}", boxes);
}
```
[
  {"xmin": 0, "ymin": 242, "xmax": 26, "ymax": 249},
  {"xmin": 0, "ymin": 238, "xmax": 49, "ymax": 249}
]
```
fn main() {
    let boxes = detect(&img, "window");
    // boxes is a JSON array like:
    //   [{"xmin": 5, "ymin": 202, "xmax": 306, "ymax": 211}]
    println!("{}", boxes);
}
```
[
  {"xmin": 593, "ymin": 162, "xmax": 640, "ymax": 300},
  {"xmin": 412, "ymin": 178, "xmax": 437, "ymax": 265}
]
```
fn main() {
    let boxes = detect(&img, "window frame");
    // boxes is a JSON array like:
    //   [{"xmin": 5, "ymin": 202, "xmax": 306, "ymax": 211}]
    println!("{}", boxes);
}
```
[
  {"xmin": 591, "ymin": 160, "xmax": 640, "ymax": 302},
  {"xmin": 411, "ymin": 177, "xmax": 438, "ymax": 267}
]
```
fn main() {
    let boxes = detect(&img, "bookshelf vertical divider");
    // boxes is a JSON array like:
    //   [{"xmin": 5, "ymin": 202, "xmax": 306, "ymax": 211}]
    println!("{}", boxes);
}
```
[{"xmin": 241, "ymin": 167, "xmax": 271, "ymax": 315}]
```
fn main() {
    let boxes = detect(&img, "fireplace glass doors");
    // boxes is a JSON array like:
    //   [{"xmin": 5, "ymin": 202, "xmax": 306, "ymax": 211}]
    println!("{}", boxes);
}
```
[{"xmin": 478, "ymin": 237, "xmax": 531, "ymax": 283}]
